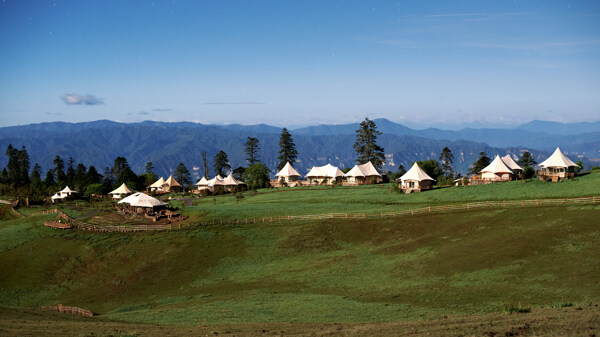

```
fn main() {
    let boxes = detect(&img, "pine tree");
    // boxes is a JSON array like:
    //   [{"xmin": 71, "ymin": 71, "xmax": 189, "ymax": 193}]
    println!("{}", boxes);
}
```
[
  {"xmin": 4, "ymin": 144, "xmax": 18, "ymax": 185},
  {"xmin": 86, "ymin": 166, "xmax": 103, "ymax": 185},
  {"xmin": 29, "ymin": 163, "xmax": 42, "ymax": 188},
  {"xmin": 145, "ymin": 162, "xmax": 154, "ymax": 174},
  {"xmin": 174, "ymin": 162, "xmax": 192, "ymax": 188},
  {"xmin": 245, "ymin": 137, "xmax": 260, "ymax": 165},
  {"xmin": 469, "ymin": 152, "xmax": 491, "ymax": 175},
  {"xmin": 518, "ymin": 151, "xmax": 537, "ymax": 167},
  {"xmin": 101, "ymin": 167, "xmax": 114, "ymax": 194},
  {"xmin": 439, "ymin": 147, "xmax": 454, "ymax": 178},
  {"xmin": 53, "ymin": 155, "xmax": 66, "ymax": 186},
  {"xmin": 277, "ymin": 128, "xmax": 298, "ymax": 170},
  {"xmin": 353, "ymin": 118, "xmax": 385, "ymax": 170},
  {"xmin": 73, "ymin": 163, "xmax": 87, "ymax": 191},
  {"xmin": 43, "ymin": 169, "xmax": 56, "ymax": 189},
  {"xmin": 18, "ymin": 146, "xmax": 30, "ymax": 186},
  {"xmin": 213, "ymin": 150, "xmax": 231, "ymax": 177},
  {"xmin": 66, "ymin": 157, "xmax": 75, "ymax": 186}
]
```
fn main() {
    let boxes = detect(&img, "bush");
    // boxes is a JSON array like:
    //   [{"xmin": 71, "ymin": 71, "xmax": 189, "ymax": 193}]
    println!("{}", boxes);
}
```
[
  {"xmin": 502, "ymin": 302, "xmax": 531, "ymax": 314},
  {"xmin": 522, "ymin": 166, "xmax": 535, "ymax": 179}
]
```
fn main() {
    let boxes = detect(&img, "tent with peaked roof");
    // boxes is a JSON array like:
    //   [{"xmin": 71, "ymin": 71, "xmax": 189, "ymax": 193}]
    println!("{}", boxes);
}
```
[
  {"xmin": 162, "ymin": 175, "xmax": 183, "ymax": 193},
  {"xmin": 305, "ymin": 164, "xmax": 344, "ymax": 185},
  {"xmin": 538, "ymin": 147, "xmax": 580, "ymax": 180},
  {"xmin": 222, "ymin": 174, "xmax": 246, "ymax": 192},
  {"xmin": 118, "ymin": 192, "xmax": 166, "ymax": 208},
  {"xmin": 109, "ymin": 183, "xmax": 135, "ymax": 199},
  {"xmin": 344, "ymin": 162, "xmax": 382, "ymax": 185},
  {"xmin": 501, "ymin": 155, "xmax": 523, "ymax": 176},
  {"xmin": 398, "ymin": 162, "xmax": 435, "ymax": 192},
  {"xmin": 149, "ymin": 177, "xmax": 165, "ymax": 191},
  {"xmin": 51, "ymin": 186, "xmax": 78, "ymax": 203},
  {"xmin": 275, "ymin": 162, "xmax": 301, "ymax": 183},
  {"xmin": 480, "ymin": 155, "xmax": 514, "ymax": 181},
  {"xmin": 205, "ymin": 175, "xmax": 225, "ymax": 193},
  {"xmin": 195, "ymin": 176, "xmax": 210, "ymax": 191}
]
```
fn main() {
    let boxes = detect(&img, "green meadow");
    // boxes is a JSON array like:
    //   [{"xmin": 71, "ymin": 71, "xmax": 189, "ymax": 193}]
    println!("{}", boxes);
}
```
[
  {"xmin": 178, "ymin": 172, "xmax": 600, "ymax": 220},
  {"xmin": 0, "ymin": 172, "xmax": 598, "ymax": 334}
]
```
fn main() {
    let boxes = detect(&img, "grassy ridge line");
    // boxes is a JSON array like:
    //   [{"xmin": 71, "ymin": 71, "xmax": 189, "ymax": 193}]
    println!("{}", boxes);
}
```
[{"xmin": 178, "ymin": 172, "xmax": 600, "ymax": 220}]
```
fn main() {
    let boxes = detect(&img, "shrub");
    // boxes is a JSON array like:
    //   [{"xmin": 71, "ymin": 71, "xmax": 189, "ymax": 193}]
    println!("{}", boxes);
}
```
[
  {"xmin": 502, "ymin": 302, "xmax": 531, "ymax": 314},
  {"xmin": 522, "ymin": 166, "xmax": 535, "ymax": 180}
]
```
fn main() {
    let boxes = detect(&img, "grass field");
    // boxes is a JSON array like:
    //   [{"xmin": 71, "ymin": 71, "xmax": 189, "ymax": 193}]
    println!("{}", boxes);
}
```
[
  {"xmin": 179, "ymin": 172, "xmax": 600, "ymax": 220},
  {"xmin": 0, "ymin": 172, "xmax": 598, "ymax": 335}
]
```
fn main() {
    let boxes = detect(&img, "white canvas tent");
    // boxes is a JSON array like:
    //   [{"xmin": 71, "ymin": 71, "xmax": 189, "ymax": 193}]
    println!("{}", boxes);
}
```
[
  {"xmin": 109, "ymin": 183, "xmax": 135, "ymax": 199},
  {"xmin": 149, "ymin": 177, "xmax": 165, "ymax": 191},
  {"xmin": 538, "ymin": 147, "xmax": 580, "ymax": 180},
  {"xmin": 480, "ymin": 155, "xmax": 514, "ymax": 181},
  {"xmin": 305, "ymin": 164, "xmax": 344, "ymax": 185},
  {"xmin": 162, "ymin": 175, "xmax": 183, "ymax": 192},
  {"xmin": 344, "ymin": 162, "xmax": 382, "ymax": 184},
  {"xmin": 118, "ymin": 192, "xmax": 166, "ymax": 208},
  {"xmin": 51, "ymin": 186, "xmax": 78, "ymax": 203},
  {"xmin": 398, "ymin": 162, "xmax": 435, "ymax": 192},
  {"xmin": 195, "ymin": 176, "xmax": 210, "ymax": 191},
  {"xmin": 275, "ymin": 162, "xmax": 301, "ymax": 183},
  {"xmin": 501, "ymin": 155, "xmax": 523, "ymax": 175}
]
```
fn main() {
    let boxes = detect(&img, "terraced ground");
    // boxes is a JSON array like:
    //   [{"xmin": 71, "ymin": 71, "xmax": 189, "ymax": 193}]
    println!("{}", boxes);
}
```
[{"xmin": 0, "ymin": 172, "xmax": 598, "ymax": 336}]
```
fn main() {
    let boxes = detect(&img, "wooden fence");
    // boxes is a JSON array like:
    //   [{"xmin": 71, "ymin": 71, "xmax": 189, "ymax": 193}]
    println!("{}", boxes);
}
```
[
  {"xmin": 29, "ymin": 195, "xmax": 600, "ymax": 233},
  {"xmin": 41, "ymin": 304, "xmax": 93, "ymax": 317}
]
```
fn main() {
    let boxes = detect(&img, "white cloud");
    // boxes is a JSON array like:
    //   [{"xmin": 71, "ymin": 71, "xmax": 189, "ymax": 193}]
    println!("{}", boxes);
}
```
[{"xmin": 61, "ymin": 92, "xmax": 104, "ymax": 105}]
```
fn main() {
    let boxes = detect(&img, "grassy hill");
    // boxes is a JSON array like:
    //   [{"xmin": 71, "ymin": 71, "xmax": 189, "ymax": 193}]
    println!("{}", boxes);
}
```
[
  {"xmin": 178, "ymin": 172, "xmax": 600, "ymax": 220},
  {"xmin": 0, "ymin": 173, "xmax": 599, "ymax": 334}
]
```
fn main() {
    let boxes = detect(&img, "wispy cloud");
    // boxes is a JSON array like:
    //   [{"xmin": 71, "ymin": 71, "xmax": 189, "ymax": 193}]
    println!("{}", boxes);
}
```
[
  {"xmin": 138, "ymin": 111, "xmax": 150, "ymax": 115},
  {"xmin": 152, "ymin": 108, "xmax": 173, "ymax": 112},
  {"xmin": 204, "ymin": 102, "xmax": 265, "ymax": 105},
  {"xmin": 45, "ymin": 111, "xmax": 62, "ymax": 116},
  {"xmin": 61, "ymin": 92, "xmax": 104, "ymax": 105},
  {"xmin": 461, "ymin": 39, "xmax": 600, "ymax": 51}
]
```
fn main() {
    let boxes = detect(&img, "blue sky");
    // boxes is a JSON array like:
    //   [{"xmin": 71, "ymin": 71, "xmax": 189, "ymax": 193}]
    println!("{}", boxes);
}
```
[{"xmin": 1, "ymin": 0, "xmax": 599, "ymax": 128}]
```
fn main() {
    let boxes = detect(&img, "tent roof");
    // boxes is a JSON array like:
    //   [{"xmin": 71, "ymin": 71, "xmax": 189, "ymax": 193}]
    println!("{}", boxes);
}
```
[
  {"xmin": 163, "ymin": 175, "xmax": 182, "ymax": 187},
  {"xmin": 400, "ymin": 162, "xmax": 435, "ymax": 182},
  {"xmin": 345, "ymin": 162, "xmax": 381, "ymax": 178},
  {"xmin": 539, "ymin": 147, "xmax": 580, "ymax": 168},
  {"xmin": 501, "ymin": 155, "xmax": 523, "ymax": 171},
  {"xmin": 344, "ymin": 165, "xmax": 365, "ymax": 177},
  {"xmin": 195, "ymin": 176, "xmax": 209, "ymax": 186},
  {"xmin": 208, "ymin": 175, "xmax": 225, "ymax": 186},
  {"xmin": 275, "ymin": 162, "xmax": 301, "ymax": 177},
  {"xmin": 51, "ymin": 193, "xmax": 63, "ymax": 200},
  {"xmin": 305, "ymin": 164, "xmax": 344, "ymax": 178},
  {"xmin": 59, "ymin": 186, "xmax": 78, "ymax": 194},
  {"xmin": 118, "ymin": 192, "xmax": 166, "ymax": 208},
  {"xmin": 149, "ymin": 177, "xmax": 165, "ymax": 188},
  {"xmin": 222, "ymin": 174, "xmax": 243, "ymax": 186},
  {"xmin": 109, "ymin": 183, "xmax": 134, "ymax": 195},
  {"xmin": 480, "ymin": 155, "xmax": 513, "ymax": 174}
]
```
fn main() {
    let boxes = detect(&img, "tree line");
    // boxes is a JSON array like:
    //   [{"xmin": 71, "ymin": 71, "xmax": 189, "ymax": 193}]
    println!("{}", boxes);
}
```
[{"xmin": 1, "ymin": 117, "xmax": 561, "ymax": 200}]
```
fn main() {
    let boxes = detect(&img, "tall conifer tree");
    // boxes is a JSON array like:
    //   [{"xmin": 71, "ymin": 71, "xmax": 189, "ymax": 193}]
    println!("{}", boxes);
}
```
[
  {"xmin": 277, "ymin": 128, "xmax": 298, "ymax": 171},
  {"xmin": 353, "ymin": 118, "xmax": 385, "ymax": 170}
]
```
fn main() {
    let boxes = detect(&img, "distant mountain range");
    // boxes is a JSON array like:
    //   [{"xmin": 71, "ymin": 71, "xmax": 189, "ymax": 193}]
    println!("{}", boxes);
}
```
[{"xmin": 0, "ymin": 119, "xmax": 597, "ymax": 179}]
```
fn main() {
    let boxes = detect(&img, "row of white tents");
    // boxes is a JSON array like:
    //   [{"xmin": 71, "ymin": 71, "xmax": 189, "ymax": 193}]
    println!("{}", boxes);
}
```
[{"xmin": 50, "ymin": 147, "xmax": 581, "ymax": 202}]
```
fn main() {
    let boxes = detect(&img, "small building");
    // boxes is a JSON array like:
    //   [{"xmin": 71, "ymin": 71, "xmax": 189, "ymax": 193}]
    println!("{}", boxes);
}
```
[
  {"xmin": 501, "ymin": 155, "xmax": 523, "ymax": 177},
  {"xmin": 108, "ymin": 183, "xmax": 135, "ymax": 199},
  {"xmin": 344, "ymin": 161, "xmax": 382, "ymax": 185},
  {"xmin": 51, "ymin": 186, "xmax": 79, "ymax": 203},
  {"xmin": 207, "ymin": 175, "xmax": 225, "ymax": 193},
  {"xmin": 537, "ymin": 147, "xmax": 580, "ymax": 182},
  {"xmin": 479, "ymin": 155, "xmax": 514, "ymax": 182},
  {"xmin": 195, "ymin": 176, "xmax": 210, "ymax": 191},
  {"xmin": 305, "ymin": 164, "xmax": 344, "ymax": 185},
  {"xmin": 148, "ymin": 177, "xmax": 165, "ymax": 192},
  {"xmin": 118, "ymin": 192, "xmax": 166, "ymax": 210},
  {"xmin": 398, "ymin": 163, "xmax": 435, "ymax": 192},
  {"xmin": 161, "ymin": 175, "xmax": 183, "ymax": 193},
  {"xmin": 222, "ymin": 174, "xmax": 245, "ymax": 192},
  {"xmin": 274, "ymin": 162, "xmax": 301, "ymax": 186}
]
